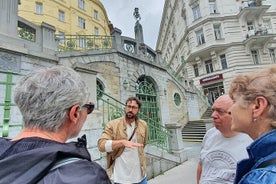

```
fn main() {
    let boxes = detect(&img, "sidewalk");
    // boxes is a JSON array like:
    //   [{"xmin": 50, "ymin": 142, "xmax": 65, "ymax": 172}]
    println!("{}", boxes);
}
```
[{"xmin": 148, "ymin": 142, "xmax": 202, "ymax": 184}]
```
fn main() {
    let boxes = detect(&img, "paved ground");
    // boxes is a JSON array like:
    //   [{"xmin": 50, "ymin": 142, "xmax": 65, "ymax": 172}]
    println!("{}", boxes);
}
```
[{"xmin": 148, "ymin": 142, "xmax": 202, "ymax": 184}]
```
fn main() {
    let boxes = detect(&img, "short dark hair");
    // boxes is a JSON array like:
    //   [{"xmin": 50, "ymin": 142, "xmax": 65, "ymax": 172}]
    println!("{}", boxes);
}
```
[{"xmin": 125, "ymin": 97, "xmax": 142, "ymax": 109}]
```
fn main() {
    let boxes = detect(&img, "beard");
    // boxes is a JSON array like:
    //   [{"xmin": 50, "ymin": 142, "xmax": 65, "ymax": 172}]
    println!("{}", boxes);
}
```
[{"xmin": 125, "ymin": 112, "xmax": 137, "ymax": 120}]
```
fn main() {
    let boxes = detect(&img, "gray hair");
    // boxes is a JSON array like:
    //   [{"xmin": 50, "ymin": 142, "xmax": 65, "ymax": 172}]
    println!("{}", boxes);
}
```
[
  {"xmin": 229, "ymin": 65, "xmax": 276, "ymax": 128},
  {"xmin": 14, "ymin": 66, "xmax": 89, "ymax": 132}
]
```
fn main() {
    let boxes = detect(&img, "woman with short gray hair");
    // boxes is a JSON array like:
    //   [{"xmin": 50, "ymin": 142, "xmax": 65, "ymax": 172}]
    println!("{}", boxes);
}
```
[{"xmin": 229, "ymin": 65, "xmax": 276, "ymax": 184}]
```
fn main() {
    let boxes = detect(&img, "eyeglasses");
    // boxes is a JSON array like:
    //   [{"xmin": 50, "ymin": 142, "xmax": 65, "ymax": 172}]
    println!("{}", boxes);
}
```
[
  {"xmin": 126, "ymin": 105, "xmax": 138, "ymax": 110},
  {"xmin": 82, "ymin": 102, "xmax": 94, "ymax": 114}
]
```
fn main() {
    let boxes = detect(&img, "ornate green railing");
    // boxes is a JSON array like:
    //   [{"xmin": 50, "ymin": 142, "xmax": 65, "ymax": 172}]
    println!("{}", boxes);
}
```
[
  {"xmin": 0, "ymin": 70, "xmax": 23, "ymax": 137},
  {"xmin": 57, "ymin": 35, "xmax": 114, "ymax": 52},
  {"xmin": 97, "ymin": 89, "xmax": 172, "ymax": 151},
  {"xmin": 17, "ymin": 21, "xmax": 36, "ymax": 42}
]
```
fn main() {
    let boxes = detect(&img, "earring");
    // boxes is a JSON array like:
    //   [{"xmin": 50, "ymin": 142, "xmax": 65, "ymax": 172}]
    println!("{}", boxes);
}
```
[{"xmin": 253, "ymin": 118, "xmax": 257, "ymax": 122}]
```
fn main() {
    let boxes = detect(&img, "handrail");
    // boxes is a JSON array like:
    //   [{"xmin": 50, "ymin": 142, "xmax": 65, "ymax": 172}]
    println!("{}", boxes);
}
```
[
  {"xmin": 0, "ymin": 70, "xmax": 23, "ymax": 137},
  {"xmin": 97, "ymin": 89, "xmax": 171, "ymax": 151}
]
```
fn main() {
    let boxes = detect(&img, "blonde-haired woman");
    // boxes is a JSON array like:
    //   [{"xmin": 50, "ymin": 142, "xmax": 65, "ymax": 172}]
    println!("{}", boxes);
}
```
[{"xmin": 229, "ymin": 66, "xmax": 276, "ymax": 184}]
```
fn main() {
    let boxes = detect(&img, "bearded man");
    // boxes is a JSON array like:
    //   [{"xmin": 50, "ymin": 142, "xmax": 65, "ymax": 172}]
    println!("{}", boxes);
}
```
[{"xmin": 98, "ymin": 97, "xmax": 148, "ymax": 184}]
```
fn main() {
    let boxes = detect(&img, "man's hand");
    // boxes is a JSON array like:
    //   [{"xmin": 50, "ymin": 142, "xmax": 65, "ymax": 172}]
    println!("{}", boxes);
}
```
[
  {"xmin": 122, "ymin": 140, "xmax": 144, "ymax": 148},
  {"xmin": 111, "ymin": 140, "xmax": 143, "ymax": 150}
]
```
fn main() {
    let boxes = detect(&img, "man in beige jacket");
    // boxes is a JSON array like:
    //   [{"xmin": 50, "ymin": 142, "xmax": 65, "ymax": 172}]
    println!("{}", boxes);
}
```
[{"xmin": 98, "ymin": 97, "xmax": 148, "ymax": 184}]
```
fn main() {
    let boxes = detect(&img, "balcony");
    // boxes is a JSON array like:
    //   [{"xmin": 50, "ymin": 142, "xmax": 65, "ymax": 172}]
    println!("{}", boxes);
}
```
[
  {"xmin": 238, "ymin": 3, "xmax": 270, "ymax": 22},
  {"xmin": 244, "ymin": 28, "xmax": 275, "ymax": 49}
]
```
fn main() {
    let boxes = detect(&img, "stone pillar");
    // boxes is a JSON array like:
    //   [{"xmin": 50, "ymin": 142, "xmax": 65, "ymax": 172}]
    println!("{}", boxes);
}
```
[
  {"xmin": 134, "ymin": 21, "xmax": 144, "ymax": 43},
  {"xmin": 0, "ymin": 0, "xmax": 18, "ymax": 37},
  {"xmin": 111, "ymin": 27, "xmax": 122, "ymax": 51},
  {"xmin": 165, "ymin": 123, "xmax": 187, "ymax": 162},
  {"xmin": 41, "ymin": 22, "xmax": 57, "ymax": 52}
]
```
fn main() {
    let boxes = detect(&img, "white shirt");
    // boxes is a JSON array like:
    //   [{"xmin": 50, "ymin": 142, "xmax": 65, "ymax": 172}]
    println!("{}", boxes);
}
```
[
  {"xmin": 105, "ymin": 121, "xmax": 143, "ymax": 183},
  {"xmin": 199, "ymin": 127, "xmax": 253, "ymax": 184}
]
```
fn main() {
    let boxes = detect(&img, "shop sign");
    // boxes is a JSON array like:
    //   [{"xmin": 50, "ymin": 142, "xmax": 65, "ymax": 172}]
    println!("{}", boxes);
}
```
[{"xmin": 200, "ymin": 74, "xmax": 223, "ymax": 84}]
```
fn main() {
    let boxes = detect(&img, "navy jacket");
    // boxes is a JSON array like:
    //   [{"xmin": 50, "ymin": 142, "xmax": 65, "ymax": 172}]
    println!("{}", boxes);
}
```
[
  {"xmin": 234, "ymin": 130, "xmax": 276, "ymax": 184},
  {"xmin": 0, "ymin": 135, "xmax": 111, "ymax": 184}
]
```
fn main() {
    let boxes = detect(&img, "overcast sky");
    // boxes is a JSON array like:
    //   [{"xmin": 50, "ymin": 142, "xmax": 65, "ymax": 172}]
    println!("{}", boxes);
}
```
[{"xmin": 100, "ymin": 0, "xmax": 165, "ymax": 49}]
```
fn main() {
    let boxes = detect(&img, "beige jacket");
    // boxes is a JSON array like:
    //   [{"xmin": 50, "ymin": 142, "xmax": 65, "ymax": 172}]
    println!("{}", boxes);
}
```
[{"xmin": 98, "ymin": 116, "xmax": 148, "ymax": 177}]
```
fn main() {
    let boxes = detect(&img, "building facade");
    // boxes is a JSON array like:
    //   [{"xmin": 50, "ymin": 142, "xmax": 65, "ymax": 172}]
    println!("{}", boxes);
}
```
[
  {"xmin": 157, "ymin": 0, "xmax": 276, "ymax": 104},
  {"xmin": 18, "ymin": 0, "xmax": 111, "ymax": 39},
  {"xmin": 1, "ymin": 0, "xmax": 208, "ymax": 178}
]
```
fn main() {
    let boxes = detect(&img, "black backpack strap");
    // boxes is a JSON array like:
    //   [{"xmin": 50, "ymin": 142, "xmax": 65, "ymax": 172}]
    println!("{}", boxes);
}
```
[
  {"xmin": 256, "ymin": 158, "xmax": 276, "ymax": 169},
  {"xmin": 49, "ymin": 157, "xmax": 83, "ymax": 171}
]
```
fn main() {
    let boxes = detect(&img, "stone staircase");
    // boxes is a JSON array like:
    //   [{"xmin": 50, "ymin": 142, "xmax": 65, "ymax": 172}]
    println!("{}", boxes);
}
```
[{"xmin": 182, "ymin": 107, "xmax": 213, "ymax": 142}]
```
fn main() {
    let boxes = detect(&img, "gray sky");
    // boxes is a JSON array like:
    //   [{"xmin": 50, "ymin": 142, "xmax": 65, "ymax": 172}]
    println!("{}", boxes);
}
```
[{"xmin": 100, "ymin": 0, "xmax": 165, "ymax": 49}]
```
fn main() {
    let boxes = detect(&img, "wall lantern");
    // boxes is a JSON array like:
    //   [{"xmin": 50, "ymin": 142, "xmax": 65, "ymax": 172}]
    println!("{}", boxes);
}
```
[{"xmin": 123, "ymin": 80, "xmax": 128, "ymax": 89}]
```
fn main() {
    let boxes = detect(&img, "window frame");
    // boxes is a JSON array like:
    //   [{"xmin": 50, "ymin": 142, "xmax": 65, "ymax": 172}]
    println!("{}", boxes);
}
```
[
  {"xmin": 94, "ymin": 27, "xmax": 99, "ymax": 35},
  {"xmin": 269, "ymin": 49, "xmax": 276, "ymax": 63},
  {"xmin": 214, "ymin": 24, "xmax": 222, "ymax": 40},
  {"xmin": 58, "ymin": 10, "xmax": 65, "ymax": 22},
  {"xmin": 192, "ymin": 5, "xmax": 201, "ymax": 20},
  {"xmin": 78, "ymin": 17, "xmax": 86, "ymax": 29},
  {"xmin": 94, "ymin": 10, "xmax": 98, "ymax": 20},
  {"xmin": 78, "ymin": 0, "xmax": 85, "ymax": 10},
  {"xmin": 220, "ymin": 54, "xmax": 228, "ymax": 69},
  {"xmin": 251, "ymin": 50, "xmax": 260, "ymax": 64},
  {"xmin": 196, "ymin": 29, "xmax": 205, "ymax": 45},
  {"xmin": 205, "ymin": 60, "xmax": 214, "ymax": 74},
  {"xmin": 35, "ymin": 2, "xmax": 43, "ymax": 14},
  {"xmin": 209, "ymin": 0, "xmax": 217, "ymax": 13},
  {"xmin": 193, "ymin": 64, "xmax": 199, "ymax": 77}
]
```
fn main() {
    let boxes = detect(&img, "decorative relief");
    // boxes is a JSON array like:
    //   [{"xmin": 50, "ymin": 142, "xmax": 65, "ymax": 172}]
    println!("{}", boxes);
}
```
[{"xmin": 0, "ymin": 52, "xmax": 21, "ymax": 72}]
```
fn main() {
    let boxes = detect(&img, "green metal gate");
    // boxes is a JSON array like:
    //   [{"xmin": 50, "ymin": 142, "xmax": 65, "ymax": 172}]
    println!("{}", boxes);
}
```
[{"xmin": 136, "ymin": 76, "xmax": 163, "ymax": 144}]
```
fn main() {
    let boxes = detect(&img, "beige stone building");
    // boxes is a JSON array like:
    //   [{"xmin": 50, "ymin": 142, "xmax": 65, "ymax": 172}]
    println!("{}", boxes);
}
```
[{"xmin": 157, "ymin": 0, "xmax": 276, "ymax": 104}]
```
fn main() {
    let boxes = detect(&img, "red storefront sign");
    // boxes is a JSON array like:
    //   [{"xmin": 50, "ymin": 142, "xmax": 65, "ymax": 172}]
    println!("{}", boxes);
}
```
[{"xmin": 200, "ymin": 74, "xmax": 223, "ymax": 84}]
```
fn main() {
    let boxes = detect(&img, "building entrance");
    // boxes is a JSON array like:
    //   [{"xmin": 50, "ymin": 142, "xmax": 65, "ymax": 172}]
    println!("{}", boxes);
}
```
[{"xmin": 203, "ymin": 83, "xmax": 224, "ymax": 105}]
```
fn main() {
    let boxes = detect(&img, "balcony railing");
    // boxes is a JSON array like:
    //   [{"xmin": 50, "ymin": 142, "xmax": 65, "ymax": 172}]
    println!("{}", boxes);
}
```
[{"xmin": 57, "ymin": 35, "xmax": 114, "ymax": 52}]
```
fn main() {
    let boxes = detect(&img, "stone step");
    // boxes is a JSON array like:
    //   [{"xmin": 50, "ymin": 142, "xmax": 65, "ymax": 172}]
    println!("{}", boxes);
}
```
[{"xmin": 182, "ymin": 120, "xmax": 207, "ymax": 142}]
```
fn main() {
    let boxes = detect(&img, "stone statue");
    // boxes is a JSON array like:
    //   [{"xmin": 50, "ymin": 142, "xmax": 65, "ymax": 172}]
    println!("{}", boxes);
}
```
[{"xmin": 133, "ymin": 7, "xmax": 141, "ymax": 22}]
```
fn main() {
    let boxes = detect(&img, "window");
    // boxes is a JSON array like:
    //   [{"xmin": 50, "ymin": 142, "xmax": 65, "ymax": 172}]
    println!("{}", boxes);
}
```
[
  {"xmin": 196, "ymin": 29, "xmax": 205, "ymax": 45},
  {"xmin": 78, "ymin": 0, "xmax": 85, "ymax": 9},
  {"xmin": 58, "ymin": 31, "xmax": 65, "ymax": 43},
  {"xmin": 263, "ymin": 19, "xmax": 272, "ymax": 33},
  {"xmin": 192, "ymin": 5, "xmax": 201, "ymax": 20},
  {"xmin": 58, "ymin": 10, "xmax": 65, "ymax": 22},
  {"xmin": 263, "ymin": 19, "xmax": 272, "ymax": 29},
  {"xmin": 94, "ymin": 10, "xmax": 98, "ymax": 20},
  {"xmin": 214, "ymin": 24, "xmax": 222, "ymax": 40},
  {"xmin": 220, "ymin": 54, "xmax": 228, "ymax": 69},
  {"xmin": 193, "ymin": 64, "xmax": 199, "ymax": 77},
  {"xmin": 78, "ymin": 17, "xmax": 85, "ymax": 29},
  {"xmin": 247, "ymin": 22, "xmax": 254, "ymax": 31},
  {"xmin": 174, "ymin": 93, "xmax": 181, "ymax": 106},
  {"xmin": 269, "ymin": 49, "xmax": 276, "ymax": 63},
  {"xmin": 79, "ymin": 37, "xmax": 85, "ymax": 48},
  {"xmin": 209, "ymin": 0, "xmax": 217, "ymax": 13},
  {"xmin": 251, "ymin": 50, "xmax": 260, "ymax": 64},
  {"xmin": 205, "ymin": 60, "xmax": 213, "ymax": 74},
  {"xmin": 94, "ymin": 27, "xmax": 99, "ymax": 35},
  {"xmin": 35, "ymin": 2, "xmax": 43, "ymax": 14}
]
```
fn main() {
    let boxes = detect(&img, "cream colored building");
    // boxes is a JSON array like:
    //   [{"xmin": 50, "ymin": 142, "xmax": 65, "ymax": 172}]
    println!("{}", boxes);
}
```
[
  {"xmin": 18, "ymin": 0, "xmax": 110, "ymax": 38},
  {"xmin": 157, "ymin": 0, "xmax": 276, "ymax": 104}
]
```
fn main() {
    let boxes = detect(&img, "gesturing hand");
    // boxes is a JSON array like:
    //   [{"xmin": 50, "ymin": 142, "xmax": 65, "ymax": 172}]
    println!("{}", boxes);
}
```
[{"xmin": 123, "ymin": 140, "xmax": 143, "ymax": 148}]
